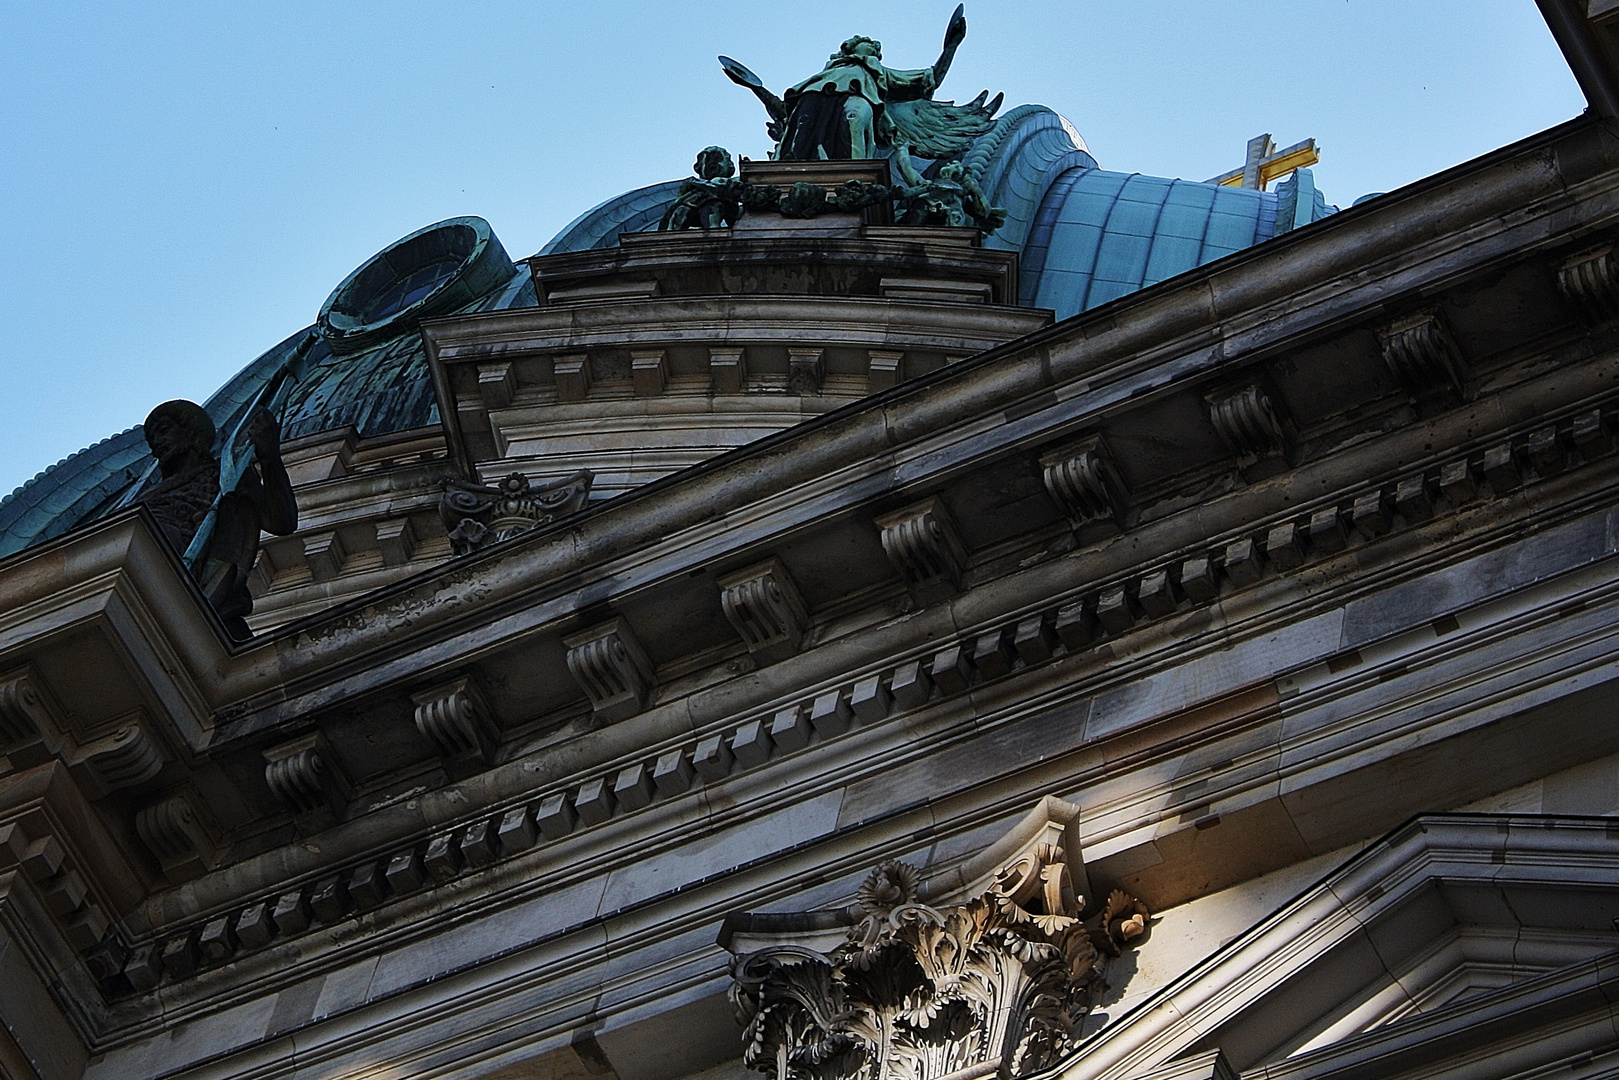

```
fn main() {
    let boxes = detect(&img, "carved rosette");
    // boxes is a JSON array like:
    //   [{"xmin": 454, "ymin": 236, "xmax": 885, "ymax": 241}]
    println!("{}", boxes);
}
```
[
  {"xmin": 730, "ymin": 846, "xmax": 1149, "ymax": 1080},
  {"xmin": 441, "ymin": 469, "xmax": 594, "ymax": 555}
]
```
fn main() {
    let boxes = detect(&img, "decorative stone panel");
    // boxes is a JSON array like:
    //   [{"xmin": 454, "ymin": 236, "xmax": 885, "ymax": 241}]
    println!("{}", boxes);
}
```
[
  {"xmin": 1377, "ymin": 310, "xmax": 1469, "ymax": 397},
  {"xmin": 441, "ymin": 470, "xmax": 594, "ymax": 556},
  {"xmin": 1040, "ymin": 436, "xmax": 1127, "ymax": 527},
  {"xmin": 563, "ymin": 618, "xmax": 655, "ymax": 724},
  {"xmin": 718, "ymin": 557, "xmax": 811, "ymax": 665},
  {"xmin": 1556, "ymin": 245, "xmax": 1619, "ymax": 323},
  {"xmin": 1206, "ymin": 384, "xmax": 1286, "ymax": 460},
  {"xmin": 874, "ymin": 496, "xmax": 969, "ymax": 605},
  {"xmin": 411, "ymin": 676, "xmax": 495, "ymax": 764}
]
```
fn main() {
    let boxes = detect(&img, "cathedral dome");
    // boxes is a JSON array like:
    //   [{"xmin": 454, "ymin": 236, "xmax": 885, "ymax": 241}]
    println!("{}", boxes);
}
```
[{"xmin": 0, "ymin": 107, "xmax": 1332, "ymax": 558}]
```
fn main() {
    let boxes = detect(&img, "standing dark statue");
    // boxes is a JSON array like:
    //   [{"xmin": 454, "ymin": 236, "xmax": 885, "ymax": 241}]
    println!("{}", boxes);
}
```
[
  {"xmin": 720, "ymin": 5, "xmax": 1002, "ymax": 162},
  {"xmin": 137, "ymin": 400, "xmax": 297, "ymax": 640}
]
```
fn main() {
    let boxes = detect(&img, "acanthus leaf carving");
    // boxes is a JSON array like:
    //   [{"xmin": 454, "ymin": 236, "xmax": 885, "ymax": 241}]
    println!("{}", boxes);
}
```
[
  {"xmin": 729, "ymin": 844, "xmax": 1148, "ymax": 1080},
  {"xmin": 441, "ymin": 469, "xmax": 594, "ymax": 556}
]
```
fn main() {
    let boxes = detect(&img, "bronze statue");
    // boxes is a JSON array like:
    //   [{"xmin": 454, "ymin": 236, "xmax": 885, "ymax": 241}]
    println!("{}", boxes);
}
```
[
  {"xmin": 137, "ymin": 400, "xmax": 297, "ymax": 639},
  {"xmin": 720, "ymin": 5, "xmax": 1002, "ymax": 162},
  {"xmin": 659, "ymin": 146, "xmax": 744, "ymax": 231}
]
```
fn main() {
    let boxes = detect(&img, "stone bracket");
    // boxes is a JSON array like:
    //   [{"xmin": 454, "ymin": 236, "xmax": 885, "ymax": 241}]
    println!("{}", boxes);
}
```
[
  {"xmin": 263, "ymin": 732, "xmax": 350, "ymax": 823},
  {"xmin": 718, "ymin": 558, "xmax": 812, "ymax": 666},
  {"xmin": 564, "ymin": 618, "xmax": 656, "ymax": 724},
  {"xmin": 411, "ymin": 676, "xmax": 497, "ymax": 765},
  {"xmin": 1039, "ymin": 435, "xmax": 1129, "ymax": 529},
  {"xmin": 874, "ymin": 497, "xmax": 970, "ymax": 606},
  {"xmin": 1377, "ymin": 310, "xmax": 1470, "ymax": 399},
  {"xmin": 1557, "ymin": 244, "xmax": 1619, "ymax": 324},
  {"xmin": 134, "ymin": 790, "xmax": 219, "ymax": 879},
  {"xmin": 1205, "ymin": 383, "xmax": 1288, "ymax": 462}
]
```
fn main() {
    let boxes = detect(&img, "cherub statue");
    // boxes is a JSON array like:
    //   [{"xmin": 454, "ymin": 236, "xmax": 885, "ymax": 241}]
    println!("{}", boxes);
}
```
[
  {"xmin": 719, "ymin": 4, "xmax": 1003, "ymax": 162},
  {"xmin": 891, "ymin": 147, "xmax": 1008, "ymax": 234},
  {"xmin": 659, "ymin": 146, "xmax": 744, "ymax": 231},
  {"xmin": 137, "ymin": 400, "xmax": 297, "ymax": 639}
]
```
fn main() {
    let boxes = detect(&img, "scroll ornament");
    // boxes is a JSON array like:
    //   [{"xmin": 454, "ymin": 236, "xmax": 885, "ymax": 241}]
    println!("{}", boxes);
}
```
[
  {"xmin": 730, "ymin": 846, "xmax": 1149, "ymax": 1080},
  {"xmin": 440, "ymin": 469, "xmax": 593, "ymax": 555}
]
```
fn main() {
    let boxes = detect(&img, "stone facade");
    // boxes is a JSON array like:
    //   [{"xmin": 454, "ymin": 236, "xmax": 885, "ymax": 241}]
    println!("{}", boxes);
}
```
[{"xmin": 3, "ymin": 8, "xmax": 1619, "ymax": 1080}]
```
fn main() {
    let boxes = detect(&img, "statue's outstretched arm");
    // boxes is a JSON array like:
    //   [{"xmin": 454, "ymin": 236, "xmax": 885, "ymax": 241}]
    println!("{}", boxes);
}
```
[
  {"xmin": 932, "ymin": 4, "xmax": 967, "ymax": 89},
  {"xmin": 245, "ymin": 408, "xmax": 298, "ymax": 536},
  {"xmin": 719, "ymin": 55, "xmax": 788, "ymax": 120}
]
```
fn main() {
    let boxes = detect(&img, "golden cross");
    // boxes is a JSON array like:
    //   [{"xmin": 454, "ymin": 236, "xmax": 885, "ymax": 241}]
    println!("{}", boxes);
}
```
[{"xmin": 1206, "ymin": 134, "xmax": 1319, "ymax": 191}]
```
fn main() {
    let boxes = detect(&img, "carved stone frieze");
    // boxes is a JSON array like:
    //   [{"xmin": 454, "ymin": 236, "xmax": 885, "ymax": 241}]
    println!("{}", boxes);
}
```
[
  {"xmin": 875, "ymin": 497, "xmax": 969, "ymax": 605},
  {"xmin": 1556, "ymin": 245, "xmax": 1619, "ymax": 323},
  {"xmin": 411, "ymin": 676, "xmax": 495, "ymax": 764},
  {"xmin": 1376, "ymin": 310, "xmax": 1469, "ymax": 397},
  {"xmin": 1039, "ymin": 436, "xmax": 1127, "ymax": 527},
  {"xmin": 1206, "ymin": 384, "xmax": 1286, "ymax": 461},
  {"xmin": 729, "ymin": 842, "xmax": 1149, "ymax": 1080},
  {"xmin": 441, "ymin": 469, "xmax": 594, "ymax": 555},
  {"xmin": 719, "ymin": 558, "xmax": 812, "ymax": 665},
  {"xmin": 563, "ymin": 618, "xmax": 655, "ymax": 724}
]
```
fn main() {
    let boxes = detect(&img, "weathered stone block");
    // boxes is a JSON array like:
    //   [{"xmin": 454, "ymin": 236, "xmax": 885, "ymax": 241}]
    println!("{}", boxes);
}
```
[
  {"xmin": 235, "ymin": 902, "xmax": 275, "ymax": 949},
  {"xmin": 535, "ymin": 793, "xmax": 577, "ymax": 840},
  {"xmin": 1394, "ymin": 476, "xmax": 1435, "ymax": 523},
  {"xmin": 731, "ymin": 720, "xmax": 774, "ymax": 767},
  {"xmin": 769, "ymin": 707, "xmax": 812, "ymax": 752},
  {"xmin": 198, "ymin": 914, "xmax": 237, "ymax": 964},
  {"xmin": 1307, "ymin": 507, "xmax": 1347, "ymax": 554},
  {"xmin": 1349, "ymin": 490, "xmax": 1394, "ymax": 538},
  {"xmin": 1180, "ymin": 557, "xmax": 1221, "ymax": 606},
  {"xmin": 161, "ymin": 934, "xmax": 198, "ymax": 979},
  {"xmin": 850, "ymin": 674, "xmax": 892, "ymax": 722},
  {"xmin": 423, "ymin": 834, "xmax": 463, "ymax": 883},
  {"xmin": 64, "ymin": 906, "xmax": 109, "ymax": 952},
  {"xmin": 809, "ymin": 691, "xmax": 852, "ymax": 737},
  {"xmin": 574, "ymin": 778, "xmax": 615, "ymax": 826},
  {"xmin": 1054, "ymin": 600, "xmax": 1097, "ymax": 650},
  {"xmin": 1096, "ymin": 585, "xmax": 1140, "ymax": 636},
  {"xmin": 930, "ymin": 644, "xmax": 973, "ymax": 695},
  {"xmin": 1224, "ymin": 537, "xmax": 1264, "ymax": 586},
  {"xmin": 1572, "ymin": 408, "xmax": 1613, "ymax": 459},
  {"xmin": 889, "ymin": 660, "xmax": 932, "ymax": 709},
  {"xmin": 1527, "ymin": 425, "xmax": 1567, "ymax": 476},
  {"xmin": 309, "ymin": 876, "xmax": 351, "ymax": 924},
  {"xmin": 554, "ymin": 354, "xmax": 590, "ymax": 401},
  {"xmin": 652, "ymin": 749, "xmax": 694, "ymax": 796},
  {"xmin": 1483, "ymin": 442, "xmax": 1523, "ymax": 492},
  {"xmin": 867, "ymin": 349, "xmax": 904, "ymax": 392},
  {"xmin": 1265, "ymin": 522, "xmax": 1307, "ymax": 570},
  {"xmin": 972, "ymin": 629, "xmax": 1017, "ymax": 679},
  {"xmin": 123, "ymin": 944, "xmax": 163, "ymax": 991},
  {"xmin": 631, "ymin": 350, "xmax": 669, "ymax": 397},
  {"xmin": 613, "ymin": 763, "xmax": 655, "ymax": 811},
  {"xmin": 42, "ymin": 868, "xmax": 85, "ymax": 918},
  {"xmin": 385, "ymin": 849, "xmax": 426, "ymax": 895},
  {"xmin": 692, "ymin": 734, "xmax": 734, "ymax": 780},
  {"xmin": 1138, "ymin": 568, "xmax": 1182, "ymax": 618},
  {"xmin": 788, "ymin": 348, "xmax": 824, "ymax": 395},
  {"xmin": 709, "ymin": 347, "xmax": 746, "ymax": 393},
  {"xmin": 460, "ymin": 818, "xmax": 501, "ymax": 867},
  {"xmin": 1013, "ymin": 614, "xmax": 1057, "ymax": 665},
  {"xmin": 272, "ymin": 891, "xmax": 312, "ymax": 935},
  {"xmin": 375, "ymin": 518, "xmax": 418, "ymax": 567},
  {"xmin": 497, "ymin": 806, "xmax": 539, "ymax": 853},
  {"xmin": 348, "ymin": 862, "xmax": 390, "ymax": 910}
]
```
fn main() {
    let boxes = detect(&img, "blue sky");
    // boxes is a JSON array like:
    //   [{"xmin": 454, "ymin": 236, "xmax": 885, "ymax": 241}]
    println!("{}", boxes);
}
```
[{"xmin": 0, "ymin": 2, "xmax": 1586, "ymax": 496}]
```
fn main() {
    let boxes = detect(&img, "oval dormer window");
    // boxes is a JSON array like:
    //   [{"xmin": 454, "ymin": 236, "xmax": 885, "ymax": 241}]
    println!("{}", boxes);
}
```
[{"xmin": 316, "ymin": 216, "xmax": 515, "ymax": 355}]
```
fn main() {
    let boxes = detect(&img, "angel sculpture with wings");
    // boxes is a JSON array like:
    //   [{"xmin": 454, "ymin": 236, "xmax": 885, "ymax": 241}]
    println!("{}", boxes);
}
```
[{"xmin": 719, "ymin": 5, "xmax": 1003, "ymax": 162}]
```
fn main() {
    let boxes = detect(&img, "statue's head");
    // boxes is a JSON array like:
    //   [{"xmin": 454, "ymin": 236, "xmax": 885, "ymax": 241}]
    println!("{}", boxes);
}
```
[
  {"xmin": 693, "ymin": 145, "xmax": 735, "ymax": 180},
  {"xmin": 839, "ymin": 35, "xmax": 882, "ymax": 61},
  {"xmin": 143, "ymin": 399, "xmax": 215, "ymax": 474},
  {"xmin": 938, "ymin": 161, "xmax": 964, "ymax": 181}
]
